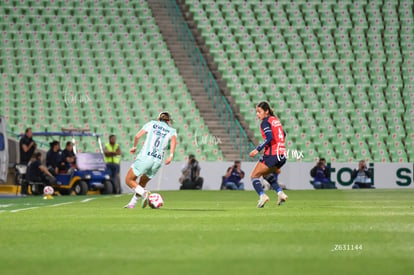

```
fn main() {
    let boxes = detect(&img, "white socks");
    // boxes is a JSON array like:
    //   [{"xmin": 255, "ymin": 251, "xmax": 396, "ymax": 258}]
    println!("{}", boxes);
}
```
[
  {"xmin": 134, "ymin": 185, "xmax": 145, "ymax": 196},
  {"xmin": 128, "ymin": 194, "xmax": 140, "ymax": 206},
  {"xmin": 127, "ymin": 185, "xmax": 146, "ymax": 206}
]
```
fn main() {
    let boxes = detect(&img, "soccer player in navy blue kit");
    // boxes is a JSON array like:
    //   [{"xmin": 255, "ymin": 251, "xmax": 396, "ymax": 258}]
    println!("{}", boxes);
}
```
[{"xmin": 249, "ymin": 101, "xmax": 288, "ymax": 208}]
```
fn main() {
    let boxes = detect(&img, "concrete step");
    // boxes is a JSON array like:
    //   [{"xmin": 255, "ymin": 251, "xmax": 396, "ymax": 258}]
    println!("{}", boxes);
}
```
[{"xmin": 148, "ymin": 0, "xmax": 254, "ymax": 160}]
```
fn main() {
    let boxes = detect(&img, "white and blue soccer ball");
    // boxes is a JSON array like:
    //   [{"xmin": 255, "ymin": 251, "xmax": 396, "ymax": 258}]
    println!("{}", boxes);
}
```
[{"xmin": 148, "ymin": 193, "xmax": 164, "ymax": 209}]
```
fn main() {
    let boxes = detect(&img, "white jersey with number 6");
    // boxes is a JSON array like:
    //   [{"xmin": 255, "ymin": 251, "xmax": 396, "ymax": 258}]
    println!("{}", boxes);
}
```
[{"xmin": 137, "ymin": 120, "xmax": 177, "ymax": 163}]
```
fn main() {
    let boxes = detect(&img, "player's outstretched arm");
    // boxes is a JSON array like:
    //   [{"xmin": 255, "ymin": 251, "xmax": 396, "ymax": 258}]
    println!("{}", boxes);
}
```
[
  {"xmin": 130, "ymin": 129, "xmax": 147, "ymax": 154},
  {"xmin": 165, "ymin": 135, "xmax": 177, "ymax": 165}
]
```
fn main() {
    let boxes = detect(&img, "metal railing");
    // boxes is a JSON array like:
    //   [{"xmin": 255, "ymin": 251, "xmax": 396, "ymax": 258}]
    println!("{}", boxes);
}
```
[{"xmin": 164, "ymin": 0, "xmax": 255, "ymax": 160}]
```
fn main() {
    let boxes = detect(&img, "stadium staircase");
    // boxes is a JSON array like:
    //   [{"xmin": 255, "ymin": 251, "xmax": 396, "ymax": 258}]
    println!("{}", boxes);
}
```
[
  {"xmin": 148, "ymin": 0, "xmax": 247, "ymax": 161},
  {"xmin": 172, "ymin": 0, "xmax": 258, "ymax": 145}
]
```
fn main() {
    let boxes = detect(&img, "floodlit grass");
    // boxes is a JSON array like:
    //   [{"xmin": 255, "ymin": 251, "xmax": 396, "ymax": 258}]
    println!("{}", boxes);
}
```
[{"xmin": 1, "ymin": 190, "xmax": 414, "ymax": 275}]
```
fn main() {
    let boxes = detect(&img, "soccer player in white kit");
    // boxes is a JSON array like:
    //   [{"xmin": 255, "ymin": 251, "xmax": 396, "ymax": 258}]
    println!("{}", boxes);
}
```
[{"xmin": 124, "ymin": 112, "xmax": 177, "ymax": 208}]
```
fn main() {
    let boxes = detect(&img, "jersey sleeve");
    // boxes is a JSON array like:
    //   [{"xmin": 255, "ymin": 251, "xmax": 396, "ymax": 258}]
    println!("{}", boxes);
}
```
[
  {"xmin": 141, "ymin": 121, "xmax": 154, "ymax": 132},
  {"xmin": 256, "ymin": 119, "xmax": 273, "ymax": 151}
]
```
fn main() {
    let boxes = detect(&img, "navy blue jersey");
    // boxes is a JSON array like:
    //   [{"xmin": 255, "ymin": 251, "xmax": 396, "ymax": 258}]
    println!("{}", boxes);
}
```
[{"xmin": 225, "ymin": 167, "xmax": 245, "ymax": 183}]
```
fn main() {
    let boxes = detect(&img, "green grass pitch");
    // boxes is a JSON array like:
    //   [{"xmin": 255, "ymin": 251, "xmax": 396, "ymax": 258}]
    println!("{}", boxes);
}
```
[{"xmin": 1, "ymin": 189, "xmax": 413, "ymax": 275}]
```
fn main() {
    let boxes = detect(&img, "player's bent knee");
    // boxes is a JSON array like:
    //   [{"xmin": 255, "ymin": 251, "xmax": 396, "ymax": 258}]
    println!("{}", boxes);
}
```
[{"xmin": 265, "ymin": 174, "xmax": 275, "ymax": 183}]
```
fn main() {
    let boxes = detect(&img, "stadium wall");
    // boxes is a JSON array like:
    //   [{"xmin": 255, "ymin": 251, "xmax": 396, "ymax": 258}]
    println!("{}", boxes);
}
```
[{"xmin": 120, "ymin": 161, "xmax": 414, "ymax": 192}]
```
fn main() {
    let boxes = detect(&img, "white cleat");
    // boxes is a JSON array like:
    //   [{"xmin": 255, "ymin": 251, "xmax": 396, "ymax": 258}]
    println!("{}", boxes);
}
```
[
  {"xmin": 257, "ymin": 194, "xmax": 269, "ymax": 208},
  {"xmin": 277, "ymin": 191, "xmax": 288, "ymax": 205}
]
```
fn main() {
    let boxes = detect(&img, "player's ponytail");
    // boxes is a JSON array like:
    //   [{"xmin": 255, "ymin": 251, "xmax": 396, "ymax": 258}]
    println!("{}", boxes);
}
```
[{"xmin": 257, "ymin": 101, "xmax": 275, "ymax": 117}]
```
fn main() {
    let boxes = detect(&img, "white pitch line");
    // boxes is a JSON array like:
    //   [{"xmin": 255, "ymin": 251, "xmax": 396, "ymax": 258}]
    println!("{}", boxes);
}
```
[
  {"xmin": 81, "ymin": 198, "xmax": 96, "ymax": 203},
  {"xmin": 11, "ymin": 206, "xmax": 40, "ymax": 213},
  {"xmin": 50, "ymin": 202, "xmax": 75, "ymax": 207},
  {"xmin": 4, "ymin": 197, "xmax": 100, "ymax": 213}
]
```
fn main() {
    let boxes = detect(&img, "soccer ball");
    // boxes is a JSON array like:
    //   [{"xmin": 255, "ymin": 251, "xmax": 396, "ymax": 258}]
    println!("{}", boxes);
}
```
[
  {"xmin": 148, "ymin": 193, "xmax": 164, "ymax": 209},
  {"xmin": 43, "ymin": 186, "xmax": 54, "ymax": 195}
]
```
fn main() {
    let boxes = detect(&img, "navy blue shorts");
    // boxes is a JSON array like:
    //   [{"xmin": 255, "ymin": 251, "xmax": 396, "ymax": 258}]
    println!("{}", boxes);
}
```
[{"xmin": 259, "ymin": 154, "xmax": 286, "ymax": 169}]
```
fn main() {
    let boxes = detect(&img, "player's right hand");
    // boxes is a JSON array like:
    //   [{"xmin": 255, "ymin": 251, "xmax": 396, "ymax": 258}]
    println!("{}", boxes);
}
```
[
  {"xmin": 165, "ymin": 156, "xmax": 173, "ymax": 165},
  {"xmin": 249, "ymin": 149, "xmax": 258, "ymax": 157}
]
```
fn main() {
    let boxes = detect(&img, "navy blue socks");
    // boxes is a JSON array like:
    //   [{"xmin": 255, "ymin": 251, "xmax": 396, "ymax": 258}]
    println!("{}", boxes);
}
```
[
  {"xmin": 265, "ymin": 173, "xmax": 282, "ymax": 193},
  {"xmin": 252, "ymin": 178, "xmax": 264, "ymax": 196}
]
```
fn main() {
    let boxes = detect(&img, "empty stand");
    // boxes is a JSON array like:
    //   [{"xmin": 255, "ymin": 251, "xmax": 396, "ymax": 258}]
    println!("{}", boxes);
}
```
[
  {"xmin": 186, "ymin": 0, "xmax": 412, "ymax": 162},
  {"xmin": 0, "ymin": 0, "xmax": 223, "ymax": 160}
]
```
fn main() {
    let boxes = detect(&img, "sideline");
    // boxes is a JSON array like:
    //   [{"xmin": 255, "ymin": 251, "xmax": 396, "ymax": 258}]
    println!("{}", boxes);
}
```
[
  {"xmin": 81, "ymin": 198, "xmax": 96, "ymax": 203},
  {"xmin": 9, "ymin": 202, "xmax": 76, "ymax": 213},
  {"xmin": 11, "ymin": 206, "xmax": 42, "ymax": 213},
  {"xmin": 0, "ymin": 195, "xmax": 117, "ymax": 213}
]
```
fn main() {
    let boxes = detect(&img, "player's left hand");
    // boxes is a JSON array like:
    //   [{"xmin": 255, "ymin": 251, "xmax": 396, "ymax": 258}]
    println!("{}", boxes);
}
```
[
  {"xmin": 249, "ymin": 149, "xmax": 258, "ymax": 157},
  {"xmin": 165, "ymin": 156, "xmax": 173, "ymax": 165}
]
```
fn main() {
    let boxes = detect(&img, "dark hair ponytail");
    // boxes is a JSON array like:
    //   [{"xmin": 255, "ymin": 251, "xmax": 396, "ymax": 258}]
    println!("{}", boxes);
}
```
[{"xmin": 256, "ymin": 101, "xmax": 275, "ymax": 117}]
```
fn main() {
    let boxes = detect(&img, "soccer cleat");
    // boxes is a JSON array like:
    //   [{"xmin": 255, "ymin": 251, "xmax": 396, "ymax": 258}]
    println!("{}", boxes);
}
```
[
  {"xmin": 277, "ymin": 191, "xmax": 288, "ymax": 205},
  {"xmin": 257, "ymin": 194, "xmax": 269, "ymax": 208},
  {"xmin": 141, "ymin": 191, "xmax": 150, "ymax": 208},
  {"xmin": 124, "ymin": 204, "xmax": 135, "ymax": 209}
]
